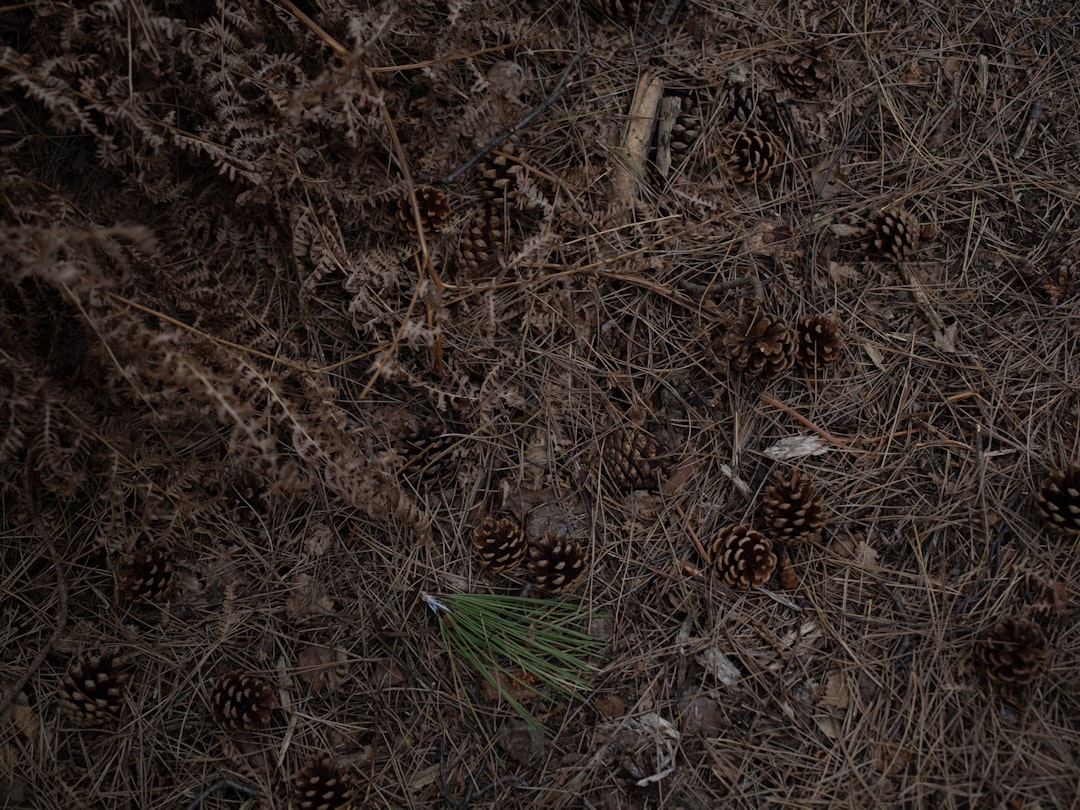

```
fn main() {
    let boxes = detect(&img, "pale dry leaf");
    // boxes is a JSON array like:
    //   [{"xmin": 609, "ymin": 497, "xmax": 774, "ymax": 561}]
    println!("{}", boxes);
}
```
[
  {"xmin": 762, "ymin": 435, "xmax": 830, "ymax": 460},
  {"xmin": 304, "ymin": 524, "xmax": 334, "ymax": 557},
  {"xmin": 695, "ymin": 648, "xmax": 741, "ymax": 686},
  {"xmin": 285, "ymin": 574, "xmax": 337, "ymax": 620},
  {"xmin": 818, "ymin": 671, "xmax": 850, "ymax": 709},
  {"xmin": 813, "ymin": 710, "xmax": 843, "ymax": 740},
  {"xmin": 829, "ymin": 223, "xmax": 863, "ymax": 238},
  {"xmin": 9, "ymin": 704, "xmax": 38, "ymax": 744},
  {"xmin": 827, "ymin": 261, "xmax": 859, "ymax": 284},
  {"xmin": 933, "ymin": 321, "xmax": 959, "ymax": 353},
  {"xmin": 295, "ymin": 644, "xmax": 348, "ymax": 695},
  {"xmin": 863, "ymin": 342, "xmax": 887, "ymax": 372}
]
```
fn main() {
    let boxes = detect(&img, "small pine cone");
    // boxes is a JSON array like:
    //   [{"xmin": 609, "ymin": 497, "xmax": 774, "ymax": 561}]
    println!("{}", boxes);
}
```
[
  {"xmin": 455, "ymin": 208, "xmax": 507, "ymax": 280},
  {"xmin": 761, "ymin": 469, "xmax": 828, "ymax": 543},
  {"xmin": 473, "ymin": 516, "xmax": 527, "ymax": 573},
  {"xmin": 584, "ymin": 0, "xmax": 645, "ymax": 22},
  {"xmin": 723, "ymin": 309, "xmax": 795, "ymax": 378},
  {"xmin": 396, "ymin": 185, "xmax": 451, "ymax": 240},
  {"xmin": 1042, "ymin": 250, "xmax": 1077, "ymax": 304},
  {"xmin": 1035, "ymin": 464, "xmax": 1080, "ymax": 535},
  {"xmin": 976, "ymin": 617, "xmax": 1050, "ymax": 685},
  {"xmin": 775, "ymin": 45, "xmax": 834, "ymax": 95},
  {"xmin": 210, "ymin": 670, "xmax": 278, "ymax": 731},
  {"xmin": 477, "ymin": 143, "xmax": 529, "ymax": 206},
  {"xmin": 708, "ymin": 525, "xmax": 777, "ymax": 589},
  {"xmin": 795, "ymin": 314, "xmax": 845, "ymax": 370},
  {"xmin": 864, "ymin": 208, "xmax": 919, "ymax": 263},
  {"xmin": 293, "ymin": 755, "xmax": 357, "ymax": 810},
  {"xmin": 58, "ymin": 650, "xmax": 129, "ymax": 728},
  {"xmin": 117, "ymin": 541, "xmax": 176, "ymax": 603},
  {"xmin": 721, "ymin": 127, "xmax": 781, "ymax": 185},
  {"xmin": 527, "ymin": 532, "xmax": 588, "ymax": 594},
  {"xmin": 602, "ymin": 427, "xmax": 670, "ymax": 493},
  {"xmin": 669, "ymin": 96, "xmax": 702, "ymax": 155}
]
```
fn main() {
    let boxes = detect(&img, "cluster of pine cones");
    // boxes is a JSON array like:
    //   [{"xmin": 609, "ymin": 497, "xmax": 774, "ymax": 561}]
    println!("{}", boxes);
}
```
[
  {"xmin": 722, "ymin": 309, "xmax": 845, "ymax": 380},
  {"xmin": 703, "ymin": 468, "xmax": 828, "ymax": 589},
  {"xmin": 58, "ymin": 655, "xmax": 356, "ymax": 808},
  {"xmin": 473, "ymin": 516, "xmax": 588, "ymax": 594}
]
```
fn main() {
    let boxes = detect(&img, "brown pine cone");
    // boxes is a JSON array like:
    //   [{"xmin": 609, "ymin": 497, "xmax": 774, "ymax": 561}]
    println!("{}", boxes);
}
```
[
  {"xmin": 975, "ymin": 617, "xmax": 1050, "ymax": 685},
  {"xmin": 795, "ymin": 314, "xmax": 845, "ymax": 370},
  {"xmin": 455, "ymin": 208, "xmax": 507, "ymax": 280},
  {"xmin": 117, "ymin": 540, "xmax": 176, "ymax": 603},
  {"xmin": 293, "ymin": 755, "xmax": 357, "ymax": 810},
  {"xmin": 669, "ymin": 96, "xmax": 702, "ymax": 156},
  {"xmin": 396, "ymin": 185, "xmax": 451, "ymax": 240},
  {"xmin": 477, "ymin": 143, "xmax": 529, "ymax": 206},
  {"xmin": 584, "ymin": 0, "xmax": 647, "ymax": 22},
  {"xmin": 1035, "ymin": 464, "xmax": 1080, "ymax": 535},
  {"xmin": 723, "ymin": 309, "xmax": 795, "ymax": 378},
  {"xmin": 708, "ymin": 525, "xmax": 777, "ymax": 589},
  {"xmin": 775, "ymin": 45, "xmax": 834, "ymax": 95},
  {"xmin": 58, "ymin": 650, "xmax": 129, "ymax": 728},
  {"xmin": 761, "ymin": 469, "xmax": 828, "ymax": 544},
  {"xmin": 209, "ymin": 670, "xmax": 277, "ymax": 730},
  {"xmin": 721, "ymin": 126, "xmax": 781, "ymax": 185},
  {"xmin": 473, "ymin": 516, "xmax": 527, "ymax": 573},
  {"xmin": 1042, "ymin": 247, "xmax": 1077, "ymax": 304},
  {"xmin": 602, "ymin": 427, "xmax": 671, "ymax": 493},
  {"xmin": 527, "ymin": 532, "xmax": 588, "ymax": 594},
  {"xmin": 864, "ymin": 208, "xmax": 919, "ymax": 263}
]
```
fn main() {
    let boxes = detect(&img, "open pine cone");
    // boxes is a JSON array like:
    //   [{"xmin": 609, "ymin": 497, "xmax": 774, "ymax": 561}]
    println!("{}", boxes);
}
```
[
  {"xmin": 1042, "ymin": 247, "xmax": 1077, "ymax": 304},
  {"xmin": 1035, "ymin": 464, "xmax": 1080, "ymax": 535},
  {"xmin": 795, "ymin": 314, "xmax": 845, "ymax": 370},
  {"xmin": 209, "ymin": 670, "xmax": 277, "ymax": 731},
  {"xmin": 976, "ymin": 617, "xmax": 1050, "ymax": 685},
  {"xmin": 761, "ymin": 469, "xmax": 827, "ymax": 544},
  {"xmin": 473, "ymin": 515, "xmax": 527, "ymax": 573},
  {"xmin": 117, "ymin": 540, "xmax": 176, "ymax": 603},
  {"xmin": 721, "ymin": 127, "xmax": 781, "ymax": 185},
  {"xmin": 602, "ymin": 427, "xmax": 671, "ymax": 493},
  {"xmin": 708, "ymin": 525, "xmax": 777, "ymax": 589},
  {"xmin": 864, "ymin": 208, "xmax": 919, "ymax": 263},
  {"xmin": 477, "ymin": 143, "xmax": 529, "ymax": 206},
  {"xmin": 293, "ymin": 755, "xmax": 357, "ymax": 810},
  {"xmin": 59, "ymin": 650, "xmax": 129, "ymax": 728},
  {"xmin": 396, "ymin": 185, "xmax": 451, "ymax": 240},
  {"xmin": 455, "ymin": 208, "xmax": 507, "ymax": 280},
  {"xmin": 775, "ymin": 44, "xmax": 834, "ymax": 95},
  {"xmin": 723, "ymin": 309, "xmax": 795, "ymax": 378},
  {"xmin": 669, "ymin": 95, "xmax": 702, "ymax": 156},
  {"xmin": 527, "ymin": 532, "xmax": 588, "ymax": 593}
]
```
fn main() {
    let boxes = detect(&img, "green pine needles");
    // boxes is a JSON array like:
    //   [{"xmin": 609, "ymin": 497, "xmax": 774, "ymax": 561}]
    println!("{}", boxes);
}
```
[{"xmin": 423, "ymin": 592, "xmax": 606, "ymax": 727}]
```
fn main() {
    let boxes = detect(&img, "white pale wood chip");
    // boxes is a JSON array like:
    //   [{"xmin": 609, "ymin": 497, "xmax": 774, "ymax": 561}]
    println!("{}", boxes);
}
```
[{"xmin": 762, "ymin": 435, "xmax": 830, "ymax": 460}]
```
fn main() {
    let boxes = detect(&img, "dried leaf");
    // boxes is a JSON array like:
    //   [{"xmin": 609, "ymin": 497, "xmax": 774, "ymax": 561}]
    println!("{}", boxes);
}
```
[
  {"xmin": 818, "ymin": 671, "xmax": 850, "ymax": 709},
  {"xmin": 695, "ymin": 648, "xmax": 741, "ymax": 685},
  {"xmin": 285, "ymin": 574, "xmax": 337, "ymax": 621},
  {"xmin": 295, "ymin": 644, "xmax": 348, "ymax": 694},
  {"xmin": 762, "ymin": 435, "xmax": 830, "ymax": 460}
]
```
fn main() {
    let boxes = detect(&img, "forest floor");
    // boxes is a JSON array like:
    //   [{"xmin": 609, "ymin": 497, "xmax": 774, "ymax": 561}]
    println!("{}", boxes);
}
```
[{"xmin": 1, "ymin": 0, "xmax": 1079, "ymax": 807}]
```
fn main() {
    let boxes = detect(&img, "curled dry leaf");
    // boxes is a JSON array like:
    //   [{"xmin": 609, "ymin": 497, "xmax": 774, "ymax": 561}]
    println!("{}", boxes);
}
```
[{"xmin": 295, "ymin": 645, "xmax": 348, "ymax": 695}]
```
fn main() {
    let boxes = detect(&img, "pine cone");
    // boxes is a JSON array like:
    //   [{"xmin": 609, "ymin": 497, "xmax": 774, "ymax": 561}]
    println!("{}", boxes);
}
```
[
  {"xmin": 455, "ymin": 208, "xmax": 507, "ymax": 280},
  {"xmin": 669, "ymin": 96, "xmax": 702, "ymax": 156},
  {"xmin": 602, "ymin": 427, "xmax": 671, "ymax": 493},
  {"xmin": 293, "ymin": 755, "xmax": 357, "ymax": 810},
  {"xmin": 775, "ymin": 45, "xmax": 834, "ymax": 95},
  {"xmin": 1035, "ymin": 464, "xmax": 1080, "ymax": 535},
  {"xmin": 708, "ymin": 525, "xmax": 777, "ymax": 589},
  {"xmin": 396, "ymin": 185, "xmax": 451, "ymax": 240},
  {"xmin": 477, "ymin": 143, "xmax": 529, "ymax": 206},
  {"xmin": 761, "ymin": 469, "xmax": 828, "ymax": 544},
  {"xmin": 723, "ymin": 309, "xmax": 795, "ymax": 378},
  {"xmin": 721, "ymin": 126, "xmax": 781, "ymax": 185},
  {"xmin": 795, "ymin": 314, "xmax": 845, "ymax": 370},
  {"xmin": 117, "ymin": 540, "xmax": 176, "ymax": 603},
  {"xmin": 1042, "ymin": 248, "xmax": 1077, "ymax": 304},
  {"xmin": 976, "ymin": 617, "xmax": 1050, "ymax": 685},
  {"xmin": 527, "ymin": 532, "xmax": 588, "ymax": 593},
  {"xmin": 58, "ymin": 650, "xmax": 129, "ymax": 728},
  {"xmin": 864, "ymin": 208, "xmax": 919, "ymax": 263},
  {"xmin": 473, "ymin": 516, "xmax": 527, "ymax": 573},
  {"xmin": 584, "ymin": 0, "xmax": 646, "ymax": 22},
  {"xmin": 210, "ymin": 670, "xmax": 277, "ymax": 730}
]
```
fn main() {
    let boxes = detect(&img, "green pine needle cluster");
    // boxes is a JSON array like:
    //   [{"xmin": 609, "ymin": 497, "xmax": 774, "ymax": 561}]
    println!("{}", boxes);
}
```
[{"xmin": 424, "ymin": 592, "xmax": 606, "ymax": 727}]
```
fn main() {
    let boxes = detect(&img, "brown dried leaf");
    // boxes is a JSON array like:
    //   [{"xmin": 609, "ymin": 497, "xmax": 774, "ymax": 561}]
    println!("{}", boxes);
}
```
[
  {"xmin": 818, "ymin": 671, "xmax": 850, "ymax": 709},
  {"xmin": 295, "ymin": 644, "xmax": 348, "ymax": 695}
]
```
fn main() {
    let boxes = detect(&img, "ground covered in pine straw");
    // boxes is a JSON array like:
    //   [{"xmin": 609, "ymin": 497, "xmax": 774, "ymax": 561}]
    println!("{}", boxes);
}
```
[{"xmin": 1, "ymin": 0, "xmax": 1078, "ymax": 807}]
